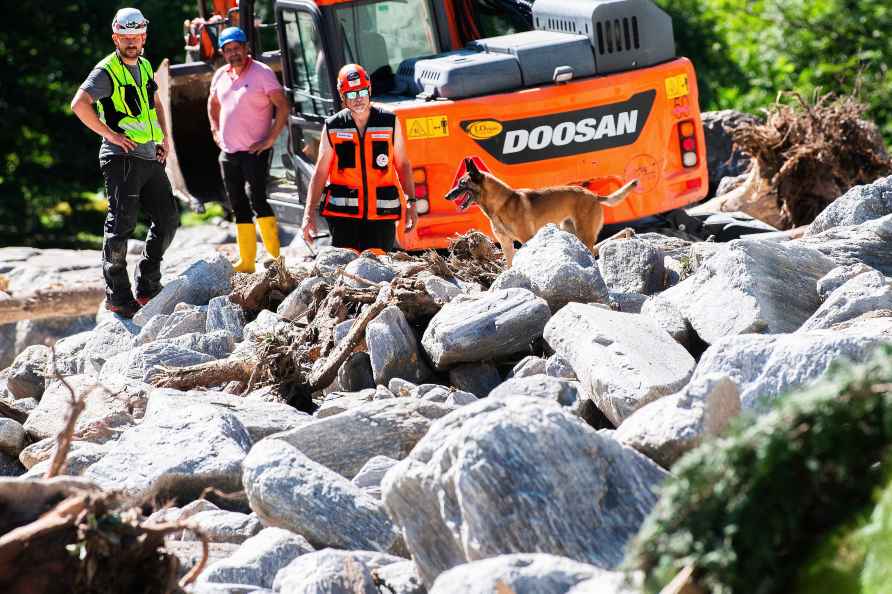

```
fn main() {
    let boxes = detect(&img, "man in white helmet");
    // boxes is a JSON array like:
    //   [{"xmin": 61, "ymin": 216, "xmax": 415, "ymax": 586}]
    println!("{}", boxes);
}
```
[{"xmin": 70, "ymin": 8, "xmax": 180, "ymax": 319}]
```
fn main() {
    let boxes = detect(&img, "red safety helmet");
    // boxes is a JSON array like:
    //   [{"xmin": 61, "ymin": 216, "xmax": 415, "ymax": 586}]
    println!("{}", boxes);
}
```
[{"xmin": 337, "ymin": 64, "xmax": 370, "ymax": 96}]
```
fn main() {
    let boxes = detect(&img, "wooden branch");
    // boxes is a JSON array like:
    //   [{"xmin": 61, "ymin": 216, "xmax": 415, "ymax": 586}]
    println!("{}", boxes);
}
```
[
  {"xmin": 0, "ymin": 399, "xmax": 28, "ymax": 424},
  {"xmin": 309, "ymin": 284, "xmax": 391, "ymax": 391},
  {"xmin": 0, "ymin": 284, "xmax": 105, "ymax": 325},
  {"xmin": 151, "ymin": 359, "xmax": 256, "ymax": 391}
]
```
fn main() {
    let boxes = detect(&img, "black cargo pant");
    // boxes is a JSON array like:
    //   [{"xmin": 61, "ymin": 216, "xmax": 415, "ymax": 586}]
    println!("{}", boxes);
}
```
[
  {"xmin": 325, "ymin": 217, "xmax": 396, "ymax": 252},
  {"xmin": 219, "ymin": 150, "xmax": 274, "ymax": 224},
  {"xmin": 99, "ymin": 156, "xmax": 180, "ymax": 305}
]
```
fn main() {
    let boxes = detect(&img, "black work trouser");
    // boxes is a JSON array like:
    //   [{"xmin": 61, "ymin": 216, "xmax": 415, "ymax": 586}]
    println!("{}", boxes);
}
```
[
  {"xmin": 325, "ymin": 217, "xmax": 396, "ymax": 252},
  {"xmin": 100, "ymin": 156, "xmax": 180, "ymax": 305},
  {"xmin": 219, "ymin": 150, "xmax": 274, "ymax": 224}
]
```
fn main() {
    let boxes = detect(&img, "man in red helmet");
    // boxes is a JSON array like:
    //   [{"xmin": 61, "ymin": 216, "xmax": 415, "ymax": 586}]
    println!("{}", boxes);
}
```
[{"xmin": 301, "ymin": 64, "xmax": 417, "ymax": 252}]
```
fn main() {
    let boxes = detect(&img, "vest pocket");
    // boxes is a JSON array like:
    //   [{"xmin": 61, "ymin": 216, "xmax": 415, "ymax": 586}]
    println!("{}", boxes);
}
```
[
  {"xmin": 371, "ymin": 141, "xmax": 390, "ymax": 170},
  {"xmin": 146, "ymin": 78, "xmax": 158, "ymax": 109},
  {"xmin": 122, "ymin": 84, "xmax": 142, "ymax": 117},
  {"xmin": 334, "ymin": 141, "xmax": 356, "ymax": 169},
  {"xmin": 324, "ymin": 184, "xmax": 360, "ymax": 215},
  {"xmin": 375, "ymin": 185, "xmax": 401, "ymax": 217}
]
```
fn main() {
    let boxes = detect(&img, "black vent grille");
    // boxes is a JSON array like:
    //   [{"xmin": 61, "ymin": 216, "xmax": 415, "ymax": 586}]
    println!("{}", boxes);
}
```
[{"xmin": 596, "ymin": 16, "xmax": 640, "ymax": 54}]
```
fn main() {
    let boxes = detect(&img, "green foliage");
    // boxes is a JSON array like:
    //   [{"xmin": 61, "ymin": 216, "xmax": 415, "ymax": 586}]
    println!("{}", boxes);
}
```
[
  {"xmin": 793, "ymin": 473, "xmax": 892, "ymax": 594},
  {"xmin": 181, "ymin": 202, "xmax": 227, "ymax": 227},
  {"xmin": 0, "ymin": 0, "xmax": 192, "ymax": 247},
  {"xmin": 661, "ymin": 0, "xmax": 892, "ymax": 141},
  {"xmin": 627, "ymin": 345, "xmax": 892, "ymax": 594}
]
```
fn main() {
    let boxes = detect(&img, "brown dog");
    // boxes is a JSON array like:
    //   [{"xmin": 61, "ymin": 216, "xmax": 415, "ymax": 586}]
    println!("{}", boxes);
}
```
[{"xmin": 446, "ymin": 158, "xmax": 639, "ymax": 264}]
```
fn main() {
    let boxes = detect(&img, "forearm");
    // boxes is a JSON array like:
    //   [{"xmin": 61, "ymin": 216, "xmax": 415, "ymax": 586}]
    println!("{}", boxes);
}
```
[
  {"xmin": 267, "ymin": 107, "xmax": 288, "ymax": 143},
  {"xmin": 306, "ymin": 168, "xmax": 327, "ymax": 214},
  {"xmin": 155, "ymin": 98, "xmax": 169, "ymax": 140},
  {"xmin": 397, "ymin": 160, "xmax": 415, "ymax": 202},
  {"xmin": 71, "ymin": 98, "xmax": 114, "ymax": 141},
  {"xmin": 207, "ymin": 100, "xmax": 220, "ymax": 133}
]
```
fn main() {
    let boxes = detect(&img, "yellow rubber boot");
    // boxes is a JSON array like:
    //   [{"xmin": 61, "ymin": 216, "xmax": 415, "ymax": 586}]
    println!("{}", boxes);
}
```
[
  {"xmin": 257, "ymin": 216, "xmax": 281, "ymax": 259},
  {"xmin": 234, "ymin": 223, "xmax": 257, "ymax": 273}
]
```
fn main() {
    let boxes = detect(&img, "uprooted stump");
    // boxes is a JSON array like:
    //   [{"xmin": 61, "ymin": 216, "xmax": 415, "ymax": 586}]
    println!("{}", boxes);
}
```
[
  {"xmin": 441, "ymin": 231, "xmax": 506, "ymax": 288},
  {"xmin": 229, "ymin": 259, "xmax": 305, "ymax": 313},
  {"xmin": 0, "ymin": 479, "xmax": 207, "ymax": 594},
  {"xmin": 712, "ymin": 92, "xmax": 892, "ymax": 229}
]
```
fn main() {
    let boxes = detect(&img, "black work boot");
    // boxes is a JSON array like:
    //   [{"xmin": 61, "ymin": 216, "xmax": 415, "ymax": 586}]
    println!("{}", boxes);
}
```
[
  {"xmin": 135, "ymin": 283, "xmax": 163, "ymax": 306},
  {"xmin": 105, "ymin": 297, "xmax": 141, "ymax": 319}
]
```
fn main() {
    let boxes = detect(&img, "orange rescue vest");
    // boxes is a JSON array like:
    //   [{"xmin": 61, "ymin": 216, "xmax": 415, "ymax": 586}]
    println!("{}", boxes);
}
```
[{"xmin": 322, "ymin": 106, "xmax": 403, "ymax": 221}]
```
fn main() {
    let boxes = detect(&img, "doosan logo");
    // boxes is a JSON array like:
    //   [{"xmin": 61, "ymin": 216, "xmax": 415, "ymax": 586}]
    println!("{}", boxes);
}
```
[
  {"xmin": 502, "ymin": 111, "xmax": 640, "ymax": 154},
  {"xmin": 460, "ymin": 90, "xmax": 656, "ymax": 165}
]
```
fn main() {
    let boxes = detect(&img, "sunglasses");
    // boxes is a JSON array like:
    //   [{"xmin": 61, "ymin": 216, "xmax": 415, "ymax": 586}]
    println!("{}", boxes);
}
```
[{"xmin": 344, "ymin": 88, "xmax": 370, "ymax": 101}]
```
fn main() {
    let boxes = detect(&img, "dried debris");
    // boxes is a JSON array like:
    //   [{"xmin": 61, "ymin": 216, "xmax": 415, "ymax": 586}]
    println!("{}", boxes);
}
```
[
  {"xmin": 152, "ymin": 232, "xmax": 505, "ymax": 408},
  {"xmin": 716, "ymin": 92, "xmax": 892, "ymax": 228}
]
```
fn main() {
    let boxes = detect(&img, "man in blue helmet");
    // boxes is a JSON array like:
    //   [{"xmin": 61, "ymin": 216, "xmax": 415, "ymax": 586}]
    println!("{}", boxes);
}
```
[
  {"xmin": 208, "ymin": 27, "xmax": 289, "ymax": 273},
  {"xmin": 70, "ymin": 7, "xmax": 180, "ymax": 319}
]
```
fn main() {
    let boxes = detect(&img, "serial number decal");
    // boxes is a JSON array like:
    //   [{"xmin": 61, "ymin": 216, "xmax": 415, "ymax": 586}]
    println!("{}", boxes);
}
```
[
  {"xmin": 460, "ymin": 90, "xmax": 655, "ymax": 165},
  {"xmin": 665, "ymin": 74, "xmax": 689, "ymax": 99},
  {"xmin": 407, "ymin": 115, "xmax": 449, "ymax": 139}
]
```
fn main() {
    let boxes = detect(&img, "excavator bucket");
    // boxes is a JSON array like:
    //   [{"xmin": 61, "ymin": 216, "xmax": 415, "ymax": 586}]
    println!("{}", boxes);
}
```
[{"xmin": 156, "ymin": 58, "xmax": 225, "ymax": 213}]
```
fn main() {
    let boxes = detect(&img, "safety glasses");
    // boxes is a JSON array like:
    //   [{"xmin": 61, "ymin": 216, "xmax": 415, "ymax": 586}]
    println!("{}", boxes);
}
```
[{"xmin": 344, "ymin": 88, "xmax": 370, "ymax": 101}]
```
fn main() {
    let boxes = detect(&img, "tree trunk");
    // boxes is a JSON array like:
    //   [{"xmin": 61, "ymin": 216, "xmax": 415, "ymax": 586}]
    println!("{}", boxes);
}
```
[{"xmin": 0, "ymin": 285, "xmax": 105, "ymax": 325}]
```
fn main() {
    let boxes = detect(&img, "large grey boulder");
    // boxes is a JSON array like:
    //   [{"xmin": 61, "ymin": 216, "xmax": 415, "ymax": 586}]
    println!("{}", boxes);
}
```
[
  {"xmin": 146, "ymin": 389, "xmax": 312, "ymax": 443},
  {"xmin": 816, "ymin": 263, "xmax": 877, "ymax": 301},
  {"xmin": 382, "ymin": 396, "xmax": 667, "ymax": 586},
  {"xmin": 179, "ymin": 509, "xmax": 263, "ymax": 544},
  {"xmin": 99, "ymin": 342, "xmax": 214, "ymax": 384},
  {"xmin": 598, "ymin": 239, "xmax": 665, "ymax": 295},
  {"xmin": 807, "ymin": 175, "xmax": 892, "ymax": 235},
  {"xmin": 799, "ymin": 270, "xmax": 892, "ymax": 332},
  {"xmin": 196, "ymin": 527, "xmax": 314, "ymax": 588},
  {"xmin": 24, "ymin": 374, "xmax": 134, "ymax": 443},
  {"xmin": 366, "ymin": 306, "xmax": 431, "ymax": 385},
  {"xmin": 449, "ymin": 362, "xmax": 502, "ymax": 396},
  {"xmin": 6, "ymin": 345, "xmax": 48, "ymax": 400},
  {"xmin": 155, "ymin": 306, "xmax": 208, "ymax": 341},
  {"xmin": 272, "ymin": 549, "xmax": 403, "ymax": 594},
  {"xmin": 508, "ymin": 356, "xmax": 547, "ymax": 379},
  {"xmin": 315, "ymin": 389, "xmax": 377, "ymax": 419},
  {"xmin": 243, "ymin": 310, "xmax": 287, "ymax": 345},
  {"xmin": 690, "ymin": 326, "xmax": 892, "ymax": 413},
  {"xmin": 615, "ymin": 374, "xmax": 740, "ymax": 467},
  {"xmin": 491, "ymin": 225, "xmax": 608, "ymax": 310},
  {"xmin": 207, "ymin": 295, "xmax": 247, "ymax": 340},
  {"xmin": 797, "ymin": 213, "xmax": 892, "ymax": 275},
  {"xmin": 351, "ymin": 455, "xmax": 400, "ymax": 500},
  {"xmin": 489, "ymin": 374, "xmax": 580, "ymax": 410},
  {"xmin": 22, "ymin": 441, "xmax": 108, "ymax": 478},
  {"xmin": 337, "ymin": 352, "xmax": 376, "ymax": 392},
  {"xmin": 133, "ymin": 254, "xmax": 233, "ymax": 325},
  {"xmin": 82, "ymin": 317, "xmax": 139, "ymax": 373},
  {"xmin": 0, "ymin": 418, "xmax": 26, "ymax": 457},
  {"xmin": 84, "ymin": 403, "xmax": 251, "ymax": 501},
  {"xmin": 242, "ymin": 439, "xmax": 400, "ymax": 553},
  {"xmin": 272, "ymin": 398, "xmax": 454, "ymax": 479},
  {"xmin": 14, "ymin": 315, "xmax": 95, "ymax": 362},
  {"xmin": 653, "ymin": 239, "xmax": 836, "ymax": 344},
  {"xmin": 428, "ymin": 554, "xmax": 631, "ymax": 594},
  {"xmin": 639, "ymin": 296, "xmax": 691, "ymax": 348},
  {"xmin": 702, "ymin": 110, "xmax": 757, "ymax": 196},
  {"xmin": 162, "ymin": 330, "xmax": 236, "ymax": 359},
  {"xmin": 344, "ymin": 256, "xmax": 397, "ymax": 287},
  {"xmin": 375, "ymin": 560, "xmax": 426, "ymax": 594},
  {"xmin": 422, "ymin": 289, "xmax": 551, "ymax": 368},
  {"xmin": 544, "ymin": 304, "xmax": 696, "ymax": 426},
  {"xmin": 314, "ymin": 247, "xmax": 359, "ymax": 276},
  {"xmin": 50, "ymin": 330, "xmax": 94, "ymax": 376},
  {"xmin": 277, "ymin": 276, "xmax": 324, "ymax": 322},
  {"xmin": 0, "ymin": 452, "xmax": 25, "ymax": 477}
]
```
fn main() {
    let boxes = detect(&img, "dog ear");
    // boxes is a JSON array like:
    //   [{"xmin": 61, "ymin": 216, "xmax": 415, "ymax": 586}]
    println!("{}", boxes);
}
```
[{"xmin": 466, "ymin": 158, "xmax": 482, "ymax": 181}]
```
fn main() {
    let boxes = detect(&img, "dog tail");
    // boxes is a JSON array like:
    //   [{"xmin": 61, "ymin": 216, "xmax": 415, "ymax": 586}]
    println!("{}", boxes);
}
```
[{"xmin": 598, "ymin": 179, "xmax": 639, "ymax": 206}]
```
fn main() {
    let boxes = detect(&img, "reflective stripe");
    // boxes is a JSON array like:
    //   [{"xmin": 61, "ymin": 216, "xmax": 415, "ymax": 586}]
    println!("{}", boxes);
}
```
[
  {"xmin": 376, "ymin": 199, "xmax": 401, "ymax": 209},
  {"xmin": 366, "ymin": 126, "xmax": 393, "ymax": 133},
  {"xmin": 120, "ymin": 121, "xmax": 149, "ymax": 132},
  {"xmin": 327, "ymin": 196, "xmax": 360, "ymax": 207}
]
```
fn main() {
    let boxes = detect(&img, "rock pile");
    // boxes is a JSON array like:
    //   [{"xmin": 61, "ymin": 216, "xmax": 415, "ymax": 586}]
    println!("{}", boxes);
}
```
[{"xmin": 1, "ymin": 176, "xmax": 892, "ymax": 593}]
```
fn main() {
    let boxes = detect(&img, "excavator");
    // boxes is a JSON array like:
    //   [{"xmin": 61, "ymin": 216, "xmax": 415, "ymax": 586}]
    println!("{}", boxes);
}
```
[{"xmin": 159, "ymin": 0, "xmax": 709, "ymax": 250}]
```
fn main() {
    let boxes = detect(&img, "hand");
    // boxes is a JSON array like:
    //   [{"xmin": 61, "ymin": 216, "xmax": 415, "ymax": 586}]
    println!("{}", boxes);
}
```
[
  {"xmin": 106, "ymin": 132, "xmax": 136, "ymax": 152},
  {"xmin": 405, "ymin": 203, "xmax": 418, "ymax": 232},
  {"xmin": 156, "ymin": 137, "xmax": 170, "ymax": 164},
  {"xmin": 301, "ymin": 211, "xmax": 319, "ymax": 245},
  {"xmin": 249, "ymin": 137, "xmax": 275, "ymax": 154}
]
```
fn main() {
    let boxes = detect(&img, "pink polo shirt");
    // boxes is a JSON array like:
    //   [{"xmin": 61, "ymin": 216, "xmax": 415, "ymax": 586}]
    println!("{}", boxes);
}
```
[{"xmin": 210, "ymin": 58, "xmax": 282, "ymax": 153}]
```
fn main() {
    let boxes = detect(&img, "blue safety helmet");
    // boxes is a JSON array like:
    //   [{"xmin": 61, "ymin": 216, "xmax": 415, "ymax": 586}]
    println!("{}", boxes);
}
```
[{"xmin": 219, "ymin": 27, "xmax": 247, "ymax": 49}]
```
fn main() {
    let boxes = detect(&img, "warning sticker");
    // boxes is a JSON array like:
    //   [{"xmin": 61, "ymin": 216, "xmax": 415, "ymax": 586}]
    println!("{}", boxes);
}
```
[
  {"xmin": 407, "ymin": 115, "xmax": 449, "ymax": 139},
  {"xmin": 665, "ymin": 74, "xmax": 689, "ymax": 100}
]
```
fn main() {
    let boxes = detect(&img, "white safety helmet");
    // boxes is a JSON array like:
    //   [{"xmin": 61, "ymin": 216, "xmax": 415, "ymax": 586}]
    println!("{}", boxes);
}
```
[{"xmin": 112, "ymin": 8, "xmax": 149, "ymax": 35}]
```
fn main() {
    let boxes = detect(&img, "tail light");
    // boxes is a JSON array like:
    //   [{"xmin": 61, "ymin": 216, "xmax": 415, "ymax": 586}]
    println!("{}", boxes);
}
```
[
  {"xmin": 678, "ymin": 120, "xmax": 698, "ymax": 168},
  {"xmin": 413, "ymin": 168, "xmax": 430, "ymax": 214}
]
